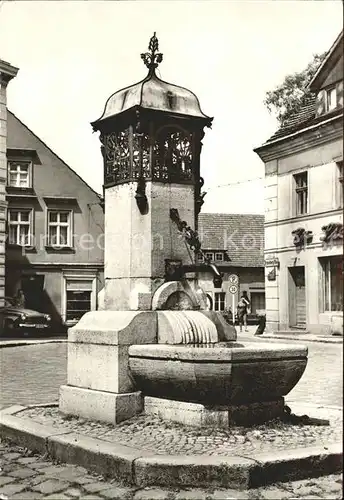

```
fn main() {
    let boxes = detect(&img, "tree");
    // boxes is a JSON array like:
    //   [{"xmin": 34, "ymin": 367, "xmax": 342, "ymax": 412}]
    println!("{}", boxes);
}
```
[{"xmin": 264, "ymin": 52, "xmax": 327, "ymax": 126}]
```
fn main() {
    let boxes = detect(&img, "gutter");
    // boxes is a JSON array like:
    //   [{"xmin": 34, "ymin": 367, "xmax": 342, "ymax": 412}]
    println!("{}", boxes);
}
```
[{"xmin": 254, "ymin": 112, "xmax": 343, "ymax": 152}]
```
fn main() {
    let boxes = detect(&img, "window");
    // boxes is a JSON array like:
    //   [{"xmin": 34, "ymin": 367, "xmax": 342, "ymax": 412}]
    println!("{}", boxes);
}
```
[
  {"xmin": 214, "ymin": 292, "xmax": 226, "ymax": 311},
  {"xmin": 250, "ymin": 292, "xmax": 266, "ymax": 314},
  {"xmin": 8, "ymin": 161, "xmax": 30, "ymax": 188},
  {"xmin": 66, "ymin": 280, "xmax": 93, "ymax": 323},
  {"xmin": 47, "ymin": 210, "xmax": 71, "ymax": 247},
  {"xmin": 215, "ymin": 252, "xmax": 224, "ymax": 261},
  {"xmin": 294, "ymin": 172, "xmax": 308, "ymax": 215},
  {"xmin": 322, "ymin": 256, "xmax": 343, "ymax": 312},
  {"xmin": 325, "ymin": 87, "xmax": 337, "ymax": 112},
  {"xmin": 337, "ymin": 161, "xmax": 343, "ymax": 208},
  {"xmin": 205, "ymin": 252, "xmax": 214, "ymax": 261},
  {"xmin": 197, "ymin": 253, "xmax": 204, "ymax": 262},
  {"xmin": 8, "ymin": 209, "xmax": 32, "ymax": 246}
]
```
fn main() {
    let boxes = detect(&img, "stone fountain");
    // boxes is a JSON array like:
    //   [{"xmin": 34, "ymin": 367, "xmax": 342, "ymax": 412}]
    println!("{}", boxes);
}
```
[{"xmin": 59, "ymin": 33, "xmax": 307, "ymax": 428}]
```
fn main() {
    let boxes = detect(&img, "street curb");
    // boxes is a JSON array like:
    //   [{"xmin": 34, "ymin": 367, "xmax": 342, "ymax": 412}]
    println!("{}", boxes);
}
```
[
  {"xmin": 260, "ymin": 334, "xmax": 342, "ymax": 344},
  {"xmin": 0, "ymin": 405, "xmax": 342, "ymax": 488},
  {"xmin": 0, "ymin": 339, "xmax": 68, "ymax": 348}
]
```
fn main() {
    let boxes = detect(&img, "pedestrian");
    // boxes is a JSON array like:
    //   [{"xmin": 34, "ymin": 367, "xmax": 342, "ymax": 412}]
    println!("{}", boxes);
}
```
[
  {"xmin": 237, "ymin": 291, "xmax": 250, "ymax": 332},
  {"xmin": 14, "ymin": 289, "xmax": 26, "ymax": 308}
]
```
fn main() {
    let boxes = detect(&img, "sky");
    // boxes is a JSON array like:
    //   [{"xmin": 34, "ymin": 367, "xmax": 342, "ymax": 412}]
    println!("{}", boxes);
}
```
[{"xmin": 0, "ymin": 0, "xmax": 342, "ymax": 214}]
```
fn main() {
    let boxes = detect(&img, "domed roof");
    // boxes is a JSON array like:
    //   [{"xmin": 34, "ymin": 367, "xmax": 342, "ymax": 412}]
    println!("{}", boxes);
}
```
[{"xmin": 92, "ymin": 33, "xmax": 212, "ymax": 128}]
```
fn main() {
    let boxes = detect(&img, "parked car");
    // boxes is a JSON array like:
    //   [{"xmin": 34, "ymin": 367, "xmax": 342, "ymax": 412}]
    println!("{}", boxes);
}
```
[{"xmin": 1, "ymin": 297, "xmax": 52, "ymax": 336}]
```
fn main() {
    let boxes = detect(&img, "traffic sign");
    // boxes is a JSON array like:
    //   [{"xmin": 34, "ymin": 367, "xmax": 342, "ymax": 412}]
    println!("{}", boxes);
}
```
[
  {"xmin": 229, "ymin": 284, "xmax": 237, "ymax": 294},
  {"xmin": 228, "ymin": 274, "xmax": 239, "ymax": 285}
]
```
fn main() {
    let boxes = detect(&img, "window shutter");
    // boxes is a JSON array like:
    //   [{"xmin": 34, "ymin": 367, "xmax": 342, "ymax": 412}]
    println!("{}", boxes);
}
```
[
  {"xmin": 315, "ymin": 90, "xmax": 325, "ymax": 116},
  {"xmin": 336, "ymin": 81, "xmax": 343, "ymax": 108}
]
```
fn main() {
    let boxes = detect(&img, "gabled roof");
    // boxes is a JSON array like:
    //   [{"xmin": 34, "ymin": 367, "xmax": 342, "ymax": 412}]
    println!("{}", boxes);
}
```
[
  {"xmin": 308, "ymin": 31, "xmax": 343, "ymax": 91},
  {"xmin": 256, "ymin": 31, "xmax": 343, "ymax": 149},
  {"xmin": 264, "ymin": 95, "xmax": 317, "ymax": 143},
  {"xmin": 198, "ymin": 213, "xmax": 264, "ymax": 268},
  {"xmin": 7, "ymin": 111, "xmax": 101, "ymax": 200}
]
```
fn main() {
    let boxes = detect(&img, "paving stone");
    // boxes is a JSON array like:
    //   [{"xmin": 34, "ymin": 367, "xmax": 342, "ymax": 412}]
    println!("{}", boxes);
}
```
[
  {"xmin": 80, "ymin": 496, "xmax": 106, "ymax": 500},
  {"xmin": 0, "ymin": 477, "xmax": 15, "ymax": 487},
  {"xmin": 38, "ymin": 465, "xmax": 67, "ymax": 475},
  {"xmin": 17, "ymin": 457, "xmax": 41, "ymax": 465},
  {"xmin": 28, "ymin": 461, "xmax": 55, "ymax": 469},
  {"xmin": 11, "ymin": 492, "xmax": 44, "ymax": 499},
  {"xmin": 63, "ymin": 487, "xmax": 83, "ymax": 497},
  {"xmin": 0, "ymin": 482, "xmax": 27, "ymax": 496},
  {"xmin": 31, "ymin": 479, "xmax": 70, "ymax": 495},
  {"xmin": 44, "ymin": 494, "xmax": 73, "ymax": 500},
  {"xmin": 101, "ymin": 486, "xmax": 135, "ymax": 499},
  {"xmin": 8, "ymin": 467, "xmax": 36, "ymax": 479},
  {"xmin": 69, "ymin": 475, "xmax": 95, "ymax": 485},
  {"xmin": 209, "ymin": 490, "xmax": 251, "ymax": 499},
  {"xmin": 83, "ymin": 481, "xmax": 116, "ymax": 493},
  {"xmin": 175, "ymin": 490, "xmax": 210, "ymax": 499},
  {"xmin": 257, "ymin": 487, "xmax": 296, "ymax": 499},
  {"xmin": 134, "ymin": 488, "xmax": 174, "ymax": 499},
  {"xmin": 1, "ymin": 452, "xmax": 22, "ymax": 461}
]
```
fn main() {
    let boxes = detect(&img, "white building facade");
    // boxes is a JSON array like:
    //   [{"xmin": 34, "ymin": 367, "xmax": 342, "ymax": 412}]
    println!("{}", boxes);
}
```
[{"xmin": 255, "ymin": 32, "xmax": 343, "ymax": 335}]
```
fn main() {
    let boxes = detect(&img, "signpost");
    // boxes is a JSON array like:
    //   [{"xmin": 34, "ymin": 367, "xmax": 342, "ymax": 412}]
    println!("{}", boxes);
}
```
[{"xmin": 228, "ymin": 274, "xmax": 239, "ymax": 325}]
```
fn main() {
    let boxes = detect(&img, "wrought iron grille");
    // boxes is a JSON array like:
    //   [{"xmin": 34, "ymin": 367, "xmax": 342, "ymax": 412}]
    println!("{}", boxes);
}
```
[{"xmin": 101, "ymin": 126, "xmax": 194, "ymax": 186}]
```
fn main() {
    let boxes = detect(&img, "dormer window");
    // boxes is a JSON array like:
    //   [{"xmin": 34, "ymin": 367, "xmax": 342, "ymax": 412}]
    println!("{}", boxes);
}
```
[
  {"xmin": 8, "ymin": 160, "xmax": 31, "ymax": 188},
  {"xmin": 325, "ymin": 86, "xmax": 337, "ymax": 112},
  {"xmin": 215, "ymin": 252, "xmax": 224, "ymax": 261}
]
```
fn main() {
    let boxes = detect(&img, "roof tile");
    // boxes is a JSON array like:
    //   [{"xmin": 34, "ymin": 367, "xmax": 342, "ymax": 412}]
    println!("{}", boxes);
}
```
[{"xmin": 198, "ymin": 213, "xmax": 264, "ymax": 268}]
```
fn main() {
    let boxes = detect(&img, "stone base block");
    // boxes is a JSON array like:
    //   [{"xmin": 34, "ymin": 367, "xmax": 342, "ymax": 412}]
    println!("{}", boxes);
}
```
[
  {"xmin": 144, "ymin": 396, "xmax": 284, "ymax": 427},
  {"xmin": 59, "ymin": 385, "xmax": 143, "ymax": 424}
]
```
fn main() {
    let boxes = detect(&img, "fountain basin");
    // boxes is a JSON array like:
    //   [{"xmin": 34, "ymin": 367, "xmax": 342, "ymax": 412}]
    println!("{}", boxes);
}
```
[{"xmin": 129, "ymin": 342, "xmax": 308, "ymax": 406}]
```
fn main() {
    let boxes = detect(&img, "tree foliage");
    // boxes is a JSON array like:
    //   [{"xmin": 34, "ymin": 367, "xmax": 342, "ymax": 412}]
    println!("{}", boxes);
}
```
[{"xmin": 264, "ymin": 52, "xmax": 327, "ymax": 125}]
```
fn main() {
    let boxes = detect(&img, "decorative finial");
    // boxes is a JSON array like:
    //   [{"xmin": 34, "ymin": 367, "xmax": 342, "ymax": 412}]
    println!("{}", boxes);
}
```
[{"xmin": 141, "ymin": 32, "xmax": 163, "ymax": 74}]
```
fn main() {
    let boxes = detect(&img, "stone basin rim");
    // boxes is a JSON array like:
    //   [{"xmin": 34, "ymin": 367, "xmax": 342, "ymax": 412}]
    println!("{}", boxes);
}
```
[{"xmin": 128, "ymin": 342, "xmax": 308, "ymax": 362}]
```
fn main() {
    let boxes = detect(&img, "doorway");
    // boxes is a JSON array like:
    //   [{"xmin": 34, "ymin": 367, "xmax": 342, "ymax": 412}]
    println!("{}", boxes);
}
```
[
  {"xmin": 21, "ymin": 275, "xmax": 45, "ymax": 312},
  {"xmin": 288, "ymin": 266, "xmax": 306, "ymax": 329}
]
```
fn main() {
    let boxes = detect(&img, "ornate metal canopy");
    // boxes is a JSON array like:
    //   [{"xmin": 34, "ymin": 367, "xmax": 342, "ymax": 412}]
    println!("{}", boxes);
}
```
[
  {"xmin": 92, "ymin": 33, "xmax": 212, "ymax": 208},
  {"xmin": 92, "ymin": 33, "xmax": 212, "ymax": 126}
]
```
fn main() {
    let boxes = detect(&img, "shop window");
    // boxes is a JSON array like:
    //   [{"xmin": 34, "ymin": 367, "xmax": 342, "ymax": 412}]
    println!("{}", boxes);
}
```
[
  {"xmin": 321, "ymin": 256, "xmax": 343, "ymax": 312},
  {"xmin": 214, "ymin": 292, "xmax": 226, "ymax": 311},
  {"xmin": 66, "ymin": 279, "xmax": 93, "ymax": 323}
]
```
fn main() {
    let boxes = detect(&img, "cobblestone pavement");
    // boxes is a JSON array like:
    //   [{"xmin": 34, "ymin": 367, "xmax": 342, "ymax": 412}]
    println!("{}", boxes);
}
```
[
  {"xmin": 18, "ymin": 406, "xmax": 342, "ymax": 457},
  {"xmin": 0, "ymin": 344, "xmax": 67, "ymax": 409},
  {"xmin": 1, "ymin": 336, "xmax": 342, "ymax": 409},
  {"xmin": 0, "ymin": 440, "xmax": 342, "ymax": 499},
  {"xmin": 238, "ymin": 334, "xmax": 343, "ymax": 407}
]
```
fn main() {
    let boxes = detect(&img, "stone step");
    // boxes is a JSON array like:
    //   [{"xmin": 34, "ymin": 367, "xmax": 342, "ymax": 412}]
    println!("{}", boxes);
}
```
[{"xmin": 273, "ymin": 330, "xmax": 310, "ymax": 335}]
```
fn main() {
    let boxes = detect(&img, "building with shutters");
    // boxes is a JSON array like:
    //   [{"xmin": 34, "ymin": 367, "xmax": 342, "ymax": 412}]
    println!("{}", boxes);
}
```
[
  {"xmin": 197, "ymin": 213, "xmax": 265, "ymax": 317},
  {"xmin": 254, "ymin": 31, "xmax": 343, "ymax": 335},
  {"xmin": 4, "ymin": 108, "xmax": 104, "ymax": 331}
]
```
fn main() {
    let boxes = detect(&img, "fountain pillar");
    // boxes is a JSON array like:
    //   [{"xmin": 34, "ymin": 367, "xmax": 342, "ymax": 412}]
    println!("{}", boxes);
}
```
[{"xmin": 59, "ymin": 33, "xmax": 225, "ymax": 424}]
